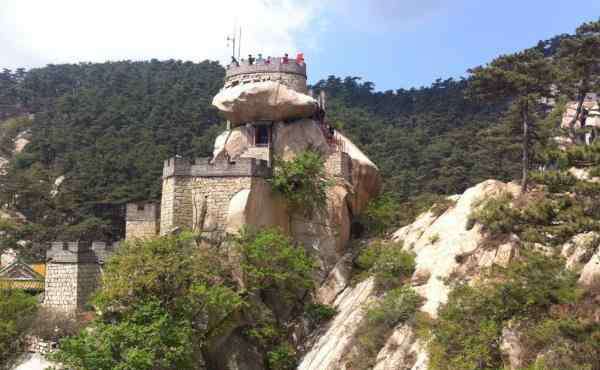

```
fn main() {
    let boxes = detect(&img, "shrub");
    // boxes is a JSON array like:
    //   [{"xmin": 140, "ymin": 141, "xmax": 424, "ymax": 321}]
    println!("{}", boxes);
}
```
[
  {"xmin": 355, "ymin": 241, "xmax": 416, "ymax": 289},
  {"xmin": 365, "ymin": 286, "xmax": 422, "ymax": 328},
  {"xmin": 0, "ymin": 290, "xmax": 37, "ymax": 367},
  {"xmin": 359, "ymin": 193, "xmax": 401, "ymax": 236},
  {"xmin": 235, "ymin": 228, "xmax": 315, "ymax": 298},
  {"xmin": 530, "ymin": 170, "xmax": 577, "ymax": 193},
  {"xmin": 269, "ymin": 150, "xmax": 332, "ymax": 217},
  {"xmin": 348, "ymin": 286, "xmax": 421, "ymax": 370},
  {"xmin": 267, "ymin": 343, "xmax": 297, "ymax": 370},
  {"xmin": 429, "ymin": 252, "xmax": 581, "ymax": 370},
  {"xmin": 430, "ymin": 198, "xmax": 457, "ymax": 217},
  {"xmin": 53, "ymin": 233, "xmax": 242, "ymax": 370},
  {"xmin": 468, "ymin": 192, "xmax": 519, "ymax": 236},
  {"xmin": 304, "ymin": 303, "xmax": 337, "ymax": 326},
  {"xmin": 51, "ymin": 299, "xmax": 196, "ymax": 370},
  {"xmin": 429, "ymin": 233, "xmax": 440, "ymax": 244}
]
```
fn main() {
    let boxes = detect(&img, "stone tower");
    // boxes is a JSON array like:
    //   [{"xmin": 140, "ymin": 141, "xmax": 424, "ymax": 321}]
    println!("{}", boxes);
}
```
[
  {"xmin": 44, "ymin": 241, "xmax": 115, "ymax": 312},
  {"xmin": 125, "ymin": 202, "xmax": 160, "ymax": 240},
  {"xmin": 223, "ymin": 57, "xmax": 308, "ymax": 93},
  {"xmin": 159, "ymin": 157, "xmax": 272, "ymax": 240}
]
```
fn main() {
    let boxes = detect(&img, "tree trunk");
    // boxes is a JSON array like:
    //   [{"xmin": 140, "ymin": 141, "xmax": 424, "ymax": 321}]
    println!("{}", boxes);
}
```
[
  {"xmin": 521, "ymin": 104, "xmax": 529, "ymax": 193},
  {"xmin": 568, "ymin": 78, "xmax": 589, "ymax": 143}
]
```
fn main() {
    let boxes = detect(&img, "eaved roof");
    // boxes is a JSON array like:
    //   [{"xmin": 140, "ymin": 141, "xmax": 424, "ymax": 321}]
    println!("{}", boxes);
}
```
[{"xmin": 0, "ymin": 260, "xmax": 45, "ymax": 290}]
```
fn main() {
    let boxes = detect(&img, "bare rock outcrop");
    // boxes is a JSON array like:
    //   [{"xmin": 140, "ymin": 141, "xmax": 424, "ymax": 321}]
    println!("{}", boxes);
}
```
[
  {"xmin": 392, "ymin": 180, "xmax": 520, "ymax": 317},
  {"xmin": 298, "ymin": 278, "xmax": 376, "ymax": 370},
  {"xmin": 212, "ymin": 81, "xmax": 317, "ymax": 126},
  {"xmin": 301, "ymin": 180, "xmax": 522, "ymax": 370}
]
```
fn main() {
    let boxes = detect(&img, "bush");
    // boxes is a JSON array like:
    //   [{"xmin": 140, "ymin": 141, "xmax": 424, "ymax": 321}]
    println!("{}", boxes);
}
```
[
  {"xmin": 267, "ymin": 343, "xmax": 297, "ymax": 370},
  {"xmin": 355, "ymin": 241, "xmax": 416, "ymax": 289},
  {"xmin": 530, "ymin": 170, "xmax": 577, "ymax": 193},
  {"xmin": 53, "ymin": 233, "xmax": 242, "ymax": 370},
  {"xmin": 429, "ymin": 252, "xmax": 582, "ymax": 370},
  {"xmin": 365, "ymin": 286, "xmax": 422, "ymax": 328},
  {"xmin": 51, "ymin": 299, "xmax": 196, "ymax": 370},
  {"xmin": 235, "ymin": 228, "xmax": 315, "ymax": 299},
  {"xmin": 468, "ymin": 192, "xmax": 518, "ymax": 236},
  {"xmin": 359, "ymin": 193, "xmax": 401, "ymax": 236},
  {"xmin": 269, "ymin": 150, "xmax": 332, "ymax": 217},
  {"xmin": 430, "ymin": 198, "xmax": 457, "ymax": 217},
  {"xmin": 348, "ymin": 286, "xmax": 421, "ymax": 370},
  {"xmin": 0, "ymin": 289, "xmax": 38, "ymax": 367},
  {"xmin": 304, "ymin": 303, "xmax": 337, "ymax": 326}
]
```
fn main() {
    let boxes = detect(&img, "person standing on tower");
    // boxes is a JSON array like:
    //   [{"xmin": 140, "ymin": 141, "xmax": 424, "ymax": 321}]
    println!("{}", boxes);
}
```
[{"xmin": 282, "ymin": 53, "xmax": 289, "ymax": 64}]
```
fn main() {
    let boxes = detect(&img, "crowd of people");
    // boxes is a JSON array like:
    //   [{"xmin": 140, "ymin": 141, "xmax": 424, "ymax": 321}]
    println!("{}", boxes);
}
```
[{"xmin": 229, "ymin": 52, "xmax": 305, "ymax": 68}]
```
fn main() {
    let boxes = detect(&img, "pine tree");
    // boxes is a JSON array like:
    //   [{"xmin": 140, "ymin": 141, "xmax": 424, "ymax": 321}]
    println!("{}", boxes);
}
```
[
  {"xmin": 468, "ymin": 49, "xmax": 555, "ymax": 191},
  {"xmin": 557, "ymin": 18, "xmax": 600, "ymax": 140}
]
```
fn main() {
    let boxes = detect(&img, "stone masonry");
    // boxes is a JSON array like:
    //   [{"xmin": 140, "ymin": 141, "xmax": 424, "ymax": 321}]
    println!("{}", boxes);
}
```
[
  {"xmin": 160, "ymin": 157, "xmax": 272, "ymax": 235},
  {"xmin": 43, "ymin": 241, "xmax": 116, "ymax": 312},
  {"xmin": 224, "ymin": 57, "xmax": 308, "ymax": 93},
  {"xmin": 125, "ymin": 202, "xmax": 160, "ymax": 240},
  {"xmin": 324, "ymin": 151, "xmax": 352, "ymax": 183}
]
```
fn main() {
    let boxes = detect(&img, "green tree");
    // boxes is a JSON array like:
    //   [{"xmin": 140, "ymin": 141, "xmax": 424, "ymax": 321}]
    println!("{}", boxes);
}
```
[
  {"xmin": 468, "ymin": 49, "xmax": 555, "ymax": 191},
  {"xmin": 557, "ymin": 18, "xmax": 600, "ymax": 139},
  {"xmin": 0, "ymin": 290, "xmax": 38, "ymax": 368}
]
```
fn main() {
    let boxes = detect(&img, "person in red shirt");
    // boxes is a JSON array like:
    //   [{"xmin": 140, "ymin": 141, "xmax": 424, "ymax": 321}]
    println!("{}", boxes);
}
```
[
  {"xmin": 282, "ymin": 53, "xmax": 289, "ymax": 64},
  {"xmin": 296, "ymin": 53, "xmax": 304, "ymax": 65}
]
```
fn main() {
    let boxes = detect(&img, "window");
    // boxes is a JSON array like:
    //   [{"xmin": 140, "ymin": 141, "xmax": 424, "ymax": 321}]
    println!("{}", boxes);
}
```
[{"xmin": 255, "ymin": 125, "xmax": 271, "ymax": 147}]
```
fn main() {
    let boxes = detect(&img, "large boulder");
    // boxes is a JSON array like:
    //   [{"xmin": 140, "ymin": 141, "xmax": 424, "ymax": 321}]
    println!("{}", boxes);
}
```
[
  {"xmin": 336, "ymin": 132, "xmax": 381, "ymax": 215},
  {"xmin": 212, "ymin": 82, "xmax": 317, "ymax": 126}
]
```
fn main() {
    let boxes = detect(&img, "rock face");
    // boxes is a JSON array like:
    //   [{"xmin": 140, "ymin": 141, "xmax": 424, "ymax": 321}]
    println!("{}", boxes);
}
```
[
  {"xmin": 579, "ymin": 247, "xmax": 600, "ymax": 286},
  {"xmin": 299, "ymin": 180, "xmax": 523, "ymax": 370},
  {"xmin": 561, "ymin": 98, "xmax": 600, "ymax": 130},
  {"xmin": 392, "ymin": 180, "xmax": 521, "ymax": 317},
  {"xmin": 298, "ymin": 278, "xmax": 376, "ymax": 370},
  {"xmin": 212, "ymin": 81, "xmax": 317, "ymax": 126}
]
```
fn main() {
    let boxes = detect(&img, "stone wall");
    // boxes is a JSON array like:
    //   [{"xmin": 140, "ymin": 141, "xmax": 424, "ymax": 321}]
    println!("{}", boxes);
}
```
[
  {"xmin": 191, "ymin": 177, "xmax": 254, "ymax": 236},
  {"xmin": 224, "ymin": 71, "xmax": 308, "ymax": 93},
  {"xmin": 43, "ymin": 263, "xmax": 100, "ymax": 311},
  {"xmin": 324, "ymin": 151, "xmax": 353, "ymax": 183},
  {"xmin": 160, "ymin": 157, "xmax": 272, "ymax": 235},
  {"xmin": 125, "ymin": 202, "xmax": 159, "ymax": 239},
  {"xmin": 160, "ymin": 176, "xmax": 192, "ymax": 234}
]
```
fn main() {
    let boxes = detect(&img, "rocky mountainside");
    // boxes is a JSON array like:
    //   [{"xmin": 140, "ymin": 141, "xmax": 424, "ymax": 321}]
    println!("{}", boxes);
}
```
[{"xmin": 300, "ymin": 177, "xmax": 600, "ymax": 370}]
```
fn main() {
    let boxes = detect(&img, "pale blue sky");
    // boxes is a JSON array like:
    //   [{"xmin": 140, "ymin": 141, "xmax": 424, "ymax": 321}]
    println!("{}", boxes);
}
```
[
  {"xmin": 2, "ymin": 1, "xmax": 599, "ymax": 91},
  {"xmin": 300, "ymin": 1, "xmax": 600, "ymax": 90}
]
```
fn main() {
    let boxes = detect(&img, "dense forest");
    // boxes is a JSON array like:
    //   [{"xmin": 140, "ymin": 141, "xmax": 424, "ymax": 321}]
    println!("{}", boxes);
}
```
[{"xmin": 0, "ymin": 31, "xmax": 593, "ymax": 251}]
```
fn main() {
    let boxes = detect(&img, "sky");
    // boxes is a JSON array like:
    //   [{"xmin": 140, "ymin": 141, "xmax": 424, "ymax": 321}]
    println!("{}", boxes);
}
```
[{"xmin": 1, "ymin": 0, "xmax": 599, "ymax": 91}]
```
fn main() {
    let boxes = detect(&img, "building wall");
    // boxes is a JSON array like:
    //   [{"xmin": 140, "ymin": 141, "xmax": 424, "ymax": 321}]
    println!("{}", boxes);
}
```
[
  {"xmin": 190, "ymin": 177, "xmax": 253, "ymax": 234},
  {"xmin": 125, "ymin": 203, "xmax": 159, "ymax": 240},
  {"xmin": 43, "ymin": 263, "xmax": 101, "ymax": 311},
  {"xmin": 224, "ymin": 72, "xmax": 308, "ymax": 93},
  {"xmin": 324, "ymin": 151, "xmax": 353, "ymax": 182},
  {"xmin": 160, "ymin": 176, "xmax": 193, "ymax": 234}
]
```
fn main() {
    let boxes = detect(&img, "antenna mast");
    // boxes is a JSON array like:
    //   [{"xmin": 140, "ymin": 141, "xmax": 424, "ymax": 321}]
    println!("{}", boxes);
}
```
[{"xmin": 238, "ymin": 27, "xmax": 242, "ymax": 60}]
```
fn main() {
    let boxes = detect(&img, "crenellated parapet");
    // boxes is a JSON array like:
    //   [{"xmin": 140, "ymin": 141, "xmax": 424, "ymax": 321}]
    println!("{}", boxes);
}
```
[
  {"xmin": 47, "ymin": 241, "xmax": 118, "ymax": 264},
  {"xmin": 225, "ymin": 58, "xmax": 306, "ymax": 79},
  {"xmin": 224, "ymin": 58, "xmax": 308, "ymax": 93},
  {"xmin": 163, "ymin": 157, "xmax": 272, "ymax": 179},
  {"xmin": 44, "ymin": 241, "xmax": 119, "ymax": 312}
]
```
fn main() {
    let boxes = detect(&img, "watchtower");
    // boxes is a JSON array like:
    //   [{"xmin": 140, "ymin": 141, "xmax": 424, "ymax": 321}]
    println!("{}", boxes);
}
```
[
  {"xmin": 44, "ymin": 241, "xmax": 117, "ymax": 312},
  {"xmin": 224, "ymin": 57, "xmax": 308, "ymax": 93},
  {"xmin": 160, "ymin": 157, "xmax": 272, "ymax": 239},
  {"xmin": 125, "ymin": 202, "xmax": 160, "ymax": 240}
]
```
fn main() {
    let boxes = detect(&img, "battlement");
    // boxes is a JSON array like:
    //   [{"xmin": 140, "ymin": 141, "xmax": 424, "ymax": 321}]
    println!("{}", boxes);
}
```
[
  {"xmin": 47, "ymin": 241, "xmax": 118, "ymax": 264},
  {"xmin": 126, "ymin": 202, "xmax": 159, "ymax": 221},
  {"xmin": 163, "ymin": 157, "xmax": 272, "ymax": 179},
  {"xmin": 225, "ymin": 58, "xmax": 306, "ymax": 79}
]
